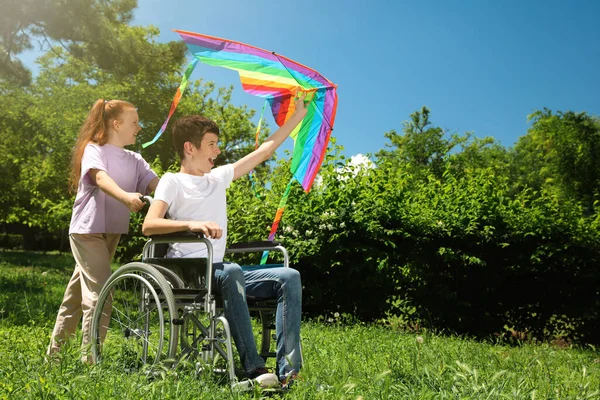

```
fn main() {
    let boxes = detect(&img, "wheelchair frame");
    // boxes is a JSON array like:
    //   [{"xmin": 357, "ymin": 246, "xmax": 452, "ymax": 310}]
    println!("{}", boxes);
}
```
[{"xmin": 89, "ymin": 232, "xmax": 290, "ymax": 387}]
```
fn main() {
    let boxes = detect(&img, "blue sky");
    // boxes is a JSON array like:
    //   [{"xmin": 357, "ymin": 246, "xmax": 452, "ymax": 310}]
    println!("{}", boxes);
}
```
[{"xmin": 23, "ymin": 0, "xmax": 600, "ymax": 158}]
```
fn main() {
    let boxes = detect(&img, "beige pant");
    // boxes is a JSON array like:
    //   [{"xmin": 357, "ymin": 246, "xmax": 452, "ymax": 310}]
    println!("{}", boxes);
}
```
[{"xmin": 47, "ymin": 233, "xmax": 120, "ymax": 360}]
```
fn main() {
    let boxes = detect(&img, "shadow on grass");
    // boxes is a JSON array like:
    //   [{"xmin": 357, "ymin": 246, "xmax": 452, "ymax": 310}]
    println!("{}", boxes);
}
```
[{"xmin": 0, "ymin": 249, "xmax": 74, "ymax": 271}]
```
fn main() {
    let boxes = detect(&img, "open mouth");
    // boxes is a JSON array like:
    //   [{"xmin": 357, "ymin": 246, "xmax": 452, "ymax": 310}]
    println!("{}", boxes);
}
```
[{"xmin": 209, "ymin": 157, "xmax": 214, "ymax": 167}]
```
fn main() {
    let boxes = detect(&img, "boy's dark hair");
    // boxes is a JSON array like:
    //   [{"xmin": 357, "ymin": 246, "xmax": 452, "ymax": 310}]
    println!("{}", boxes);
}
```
[{"xmin": 172, "ymin": 115, "xmax": 220, "ymax": 160}]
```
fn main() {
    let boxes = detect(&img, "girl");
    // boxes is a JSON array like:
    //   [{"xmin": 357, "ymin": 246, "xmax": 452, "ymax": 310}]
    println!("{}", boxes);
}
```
[{"xmin": 47, "ymin": 99, "xmax": 159, "ymax": 362}]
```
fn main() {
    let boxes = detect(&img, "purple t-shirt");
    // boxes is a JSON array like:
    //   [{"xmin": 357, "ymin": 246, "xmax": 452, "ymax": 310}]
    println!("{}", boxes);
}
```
[{"xmin": 69, "ymin": 143, "xmax": 157, "ymax": 234}]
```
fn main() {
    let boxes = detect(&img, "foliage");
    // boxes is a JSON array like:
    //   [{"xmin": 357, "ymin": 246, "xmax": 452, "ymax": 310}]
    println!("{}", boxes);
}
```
[
  {"xmin": 0, "ymin": 0, "xmax": 176, "ymax": 85},
  {"xmin": 512, "ymin": 109, "xmax": 600, "ymax": 211},
  {"xmin": 0, "ymin": 24, "xmax": 263, "ymax": 255},
  {"xmin": 223, "ymin": 112, "xmax": 600, "ymax": 344},
  {"xmin": 0, "ymin": 234, "xmax": 23, "ymax": 250}
]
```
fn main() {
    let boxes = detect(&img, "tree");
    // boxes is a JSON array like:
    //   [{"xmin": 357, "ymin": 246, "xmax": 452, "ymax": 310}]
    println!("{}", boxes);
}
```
[
  {"xmin": 377, "ymin": 107, "xmax": 466, "ymax": 178},
  {"xmin": 449, "ymin": 136, "xmax": 511, "ymax": 179},
  {"xmin": 512, "ymin": 109, "xmax": 600, "ymax": 210},
  {"xmin": 0, "ymin": 0, "xmax": 187, "ymax": 85},
  {"xmin": 0, "ymin": 24, "xmax": 264, "ymax": 251}
]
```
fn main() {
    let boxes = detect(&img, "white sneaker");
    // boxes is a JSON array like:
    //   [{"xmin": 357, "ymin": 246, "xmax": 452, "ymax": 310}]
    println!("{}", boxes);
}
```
[{"xmin": 249, "ymin": 367, "xmax": 281, "ymax": 389}]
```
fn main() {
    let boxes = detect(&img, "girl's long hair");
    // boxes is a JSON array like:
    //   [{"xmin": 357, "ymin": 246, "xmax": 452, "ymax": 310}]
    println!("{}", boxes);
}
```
[{"xmin": 69, "ymin": 99, "xmax": 136, "ymax": 193}]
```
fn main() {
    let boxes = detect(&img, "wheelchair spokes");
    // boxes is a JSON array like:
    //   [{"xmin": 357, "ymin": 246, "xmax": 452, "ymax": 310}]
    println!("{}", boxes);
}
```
[{"xmin": 91, "ymin": 263, "xmax": 178, "ymax": 370}]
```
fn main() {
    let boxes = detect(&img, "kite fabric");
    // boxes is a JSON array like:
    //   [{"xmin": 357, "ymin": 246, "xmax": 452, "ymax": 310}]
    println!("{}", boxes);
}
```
[
  {"xmin": 144, "ymin": 30, "xmax": 338, "ymax": 262},
  {"xmin": 145, "ymin": 29, "xmax": 338, "ymax": 191},
  {"xmin": 261, "ymin": 177, "xmax": 294, "ymax": 264},
  {"xmin": 142, "ymin": 58, "xmax": 199, "ymax": 148},
  {"xmin": 176, "ymin": 29, "xmax": 338, "ymax": 192}
]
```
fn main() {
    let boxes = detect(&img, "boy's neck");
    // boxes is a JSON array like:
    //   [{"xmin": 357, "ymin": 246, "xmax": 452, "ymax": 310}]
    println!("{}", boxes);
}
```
[{"xmin": 180, "ymin": 160, "xmax": 206, "ymax": 176}]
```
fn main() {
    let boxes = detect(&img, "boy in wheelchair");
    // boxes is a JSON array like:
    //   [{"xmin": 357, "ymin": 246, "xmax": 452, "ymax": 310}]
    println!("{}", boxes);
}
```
[{"xmin": 142, "ymin": 93, "xmax": 309, "ymax": 388}]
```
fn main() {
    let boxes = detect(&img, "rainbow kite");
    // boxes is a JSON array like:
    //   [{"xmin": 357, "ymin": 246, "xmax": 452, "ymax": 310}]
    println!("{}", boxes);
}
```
[{"xmin": 143, "ymin": 30, "xmax": 338, "ymax": 262}]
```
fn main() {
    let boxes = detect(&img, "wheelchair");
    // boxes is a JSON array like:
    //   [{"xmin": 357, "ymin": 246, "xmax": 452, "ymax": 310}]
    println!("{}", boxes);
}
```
[{"xmin": 89, "ymin": 228, "xmax": 292, "ymax": 388}]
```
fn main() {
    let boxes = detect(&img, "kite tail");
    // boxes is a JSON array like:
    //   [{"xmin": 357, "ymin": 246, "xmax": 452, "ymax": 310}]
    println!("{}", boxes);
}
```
[
  {"xmin": 142, "ymin": 58, "xmax": 199, "ymax": 148},
  {"xmin": 248, "ymin": 100, "xmax": 268, "ymax": 198},
  {"xmin": 260, "ymin": 177, "xmax": 294, "ymax": 265}
]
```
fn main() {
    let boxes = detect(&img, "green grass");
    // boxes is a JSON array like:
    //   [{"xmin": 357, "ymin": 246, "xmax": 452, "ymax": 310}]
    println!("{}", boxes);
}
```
[{"xmin": 1, "ymin": 250, "xmax": 599, "ymax": 399}]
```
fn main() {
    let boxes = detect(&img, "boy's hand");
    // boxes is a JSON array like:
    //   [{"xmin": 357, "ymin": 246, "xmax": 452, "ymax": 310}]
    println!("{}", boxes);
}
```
[
  {"xmin": 188, "ymin": 221, "xmax": 223, "ymax": 239},
  {"xmin": 123, "ymin": 192, "xmax": 145, "ymax": 212},
  {"xmin": 293, "ymin": 91, "xmax": 309, "ymax": 118}
]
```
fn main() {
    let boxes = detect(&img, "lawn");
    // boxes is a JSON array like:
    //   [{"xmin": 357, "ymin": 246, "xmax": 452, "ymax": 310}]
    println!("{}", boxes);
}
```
[{"xmin": 1, "ymin": 250, "xmax": 599, "ymax": 399}]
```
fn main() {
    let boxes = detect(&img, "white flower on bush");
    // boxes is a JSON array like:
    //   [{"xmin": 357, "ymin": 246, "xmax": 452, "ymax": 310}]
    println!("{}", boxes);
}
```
[
  {"xmin": 319, "ymin": 223, "xmax": 335, "ymax": 231},
  {"xmin": 305, "ymin": 230, "xmax": 313, "ymax": 236},
  {"xmin": 337, "ymin": 154, "xmax": 375, "ymax": 181},
  {"xmin": 323, "ymin": 211, "xmax": 336, "ymax": 219},
  {"xmin": 313, "ymin": 153, "xmax": 375, "ymax": 186}
]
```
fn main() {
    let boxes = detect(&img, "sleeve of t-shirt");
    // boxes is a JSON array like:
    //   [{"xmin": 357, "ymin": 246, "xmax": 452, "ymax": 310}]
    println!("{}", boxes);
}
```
[
  {"xmin": 134, "ymin": 153, "xmax": 158, "ymax": 194},
  {"xmin": 153, "ymin": 173, "xmax": 178, "ymax": 206},
  {"xmin": 80, "ymin": 144, "xmax": 106, "ymax": 186},
  {"xmin": 211, "ymin": 164, "xmax": 235, "ymax": 188}
]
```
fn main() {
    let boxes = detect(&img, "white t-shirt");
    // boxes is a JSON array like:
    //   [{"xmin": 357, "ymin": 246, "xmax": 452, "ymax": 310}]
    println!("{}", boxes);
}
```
[{"xmin": 153, "ymin": 165, "xmax": 235, "ymax": 262}]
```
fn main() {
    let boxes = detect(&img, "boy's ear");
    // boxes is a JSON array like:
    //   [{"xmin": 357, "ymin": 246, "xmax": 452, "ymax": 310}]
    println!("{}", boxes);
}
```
[{"xmin": 183, "ymin": 141, "xmax": 195, "ymax": 155}]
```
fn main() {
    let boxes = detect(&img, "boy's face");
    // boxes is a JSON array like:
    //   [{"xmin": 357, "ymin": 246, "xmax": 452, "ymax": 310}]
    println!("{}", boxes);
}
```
[{"xmin": 193, "ymin": 132, "xmax": 221, "ymax": 175}]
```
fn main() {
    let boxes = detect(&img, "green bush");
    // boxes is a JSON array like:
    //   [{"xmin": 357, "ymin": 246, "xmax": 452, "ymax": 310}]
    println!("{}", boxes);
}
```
[
  {"xmin": 0, "ymin": 233, "xmax": 24, "ymax": 250},
  {"xmin": 225, "ymin": 149, "xmax": 600, "ymax": 344}
]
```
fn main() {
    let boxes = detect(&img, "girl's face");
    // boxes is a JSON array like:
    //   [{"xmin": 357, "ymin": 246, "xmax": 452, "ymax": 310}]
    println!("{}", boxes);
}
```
[{"xmin": 112, "ymin": 108, "xmax": 141, "ymax": 147}]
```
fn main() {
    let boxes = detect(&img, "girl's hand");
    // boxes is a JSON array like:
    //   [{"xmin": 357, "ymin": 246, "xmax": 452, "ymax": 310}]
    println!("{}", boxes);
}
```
[
  {"xmin": 123, "ymin": 192, "xmax": 145, "ymax": 212},
  {"xmin": 188, "ymin": 221, "xmax": 223, "ymax": 239}
]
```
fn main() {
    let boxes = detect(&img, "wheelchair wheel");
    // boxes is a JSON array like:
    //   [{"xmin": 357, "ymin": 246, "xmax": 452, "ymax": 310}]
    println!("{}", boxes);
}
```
[
  {"xmin": 179, "ymin": 311, "xmax": 237, "ymax": 381},
  {"xmin": 145, "ymin": 263, "xmax": 185, "ymax": 289},
  {"xmin": 90, "ymin": 262, "xmax": 178, "ymax": 370}
]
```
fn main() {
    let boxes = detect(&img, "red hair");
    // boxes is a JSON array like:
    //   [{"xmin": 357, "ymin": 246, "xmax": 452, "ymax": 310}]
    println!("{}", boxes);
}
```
[{"xmin": 69, "ymin": 99, "xmax": 136, "ymax": 193}]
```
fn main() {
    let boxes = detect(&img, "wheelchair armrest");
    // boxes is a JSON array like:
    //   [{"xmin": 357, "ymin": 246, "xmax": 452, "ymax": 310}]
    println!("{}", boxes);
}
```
[
  {"xmin": 227, "ymin": 241, "xmax": 281, "ymax": 251},
  {"xmin": 148, "ymin": 231, "xmax": 205, "ymax": 241},
  {"xmin": 226, "ymin": 240, "xmax": 289, "ymax": 268},
  {"xmin": 144, "ymin": 231, "xmax": 208, "ymax": 259}
]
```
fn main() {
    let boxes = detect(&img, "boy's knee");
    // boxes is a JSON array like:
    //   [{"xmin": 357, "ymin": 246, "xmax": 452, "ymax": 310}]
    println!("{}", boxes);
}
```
[
  {"xmin": 281, "ymin": 268, "xmax": 301, "ymax": 287},
  {"xmin": 221, "ymin": 263, "xmax": 244, "ymax": 282}
]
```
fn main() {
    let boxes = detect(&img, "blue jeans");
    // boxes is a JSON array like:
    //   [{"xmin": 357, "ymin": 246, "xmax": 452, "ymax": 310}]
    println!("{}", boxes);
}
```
[{"xmin": 213, "ymin": 262, "xmax": 302, "ymax": 377}]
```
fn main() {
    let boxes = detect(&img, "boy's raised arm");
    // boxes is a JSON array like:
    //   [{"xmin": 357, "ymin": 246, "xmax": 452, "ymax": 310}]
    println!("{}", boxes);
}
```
[{"xmin": 233, "ymin": 92, "xmax": 309, "ymax": 181}]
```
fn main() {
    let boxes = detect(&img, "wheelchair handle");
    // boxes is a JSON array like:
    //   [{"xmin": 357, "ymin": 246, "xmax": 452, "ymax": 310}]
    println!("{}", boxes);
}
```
[{"xmin": 140, "ymin": 195, "xmax": 153, "ymax": 205}]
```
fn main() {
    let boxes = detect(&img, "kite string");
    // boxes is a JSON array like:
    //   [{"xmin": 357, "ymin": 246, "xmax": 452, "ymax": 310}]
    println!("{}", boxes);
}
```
[
  {"xmin": 261, "ymin": 177, "xmax": 294, "ymax": 265},
  {"xmin": 248, "ymin": 99, "xmax": 268, "ymax": 198}
]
